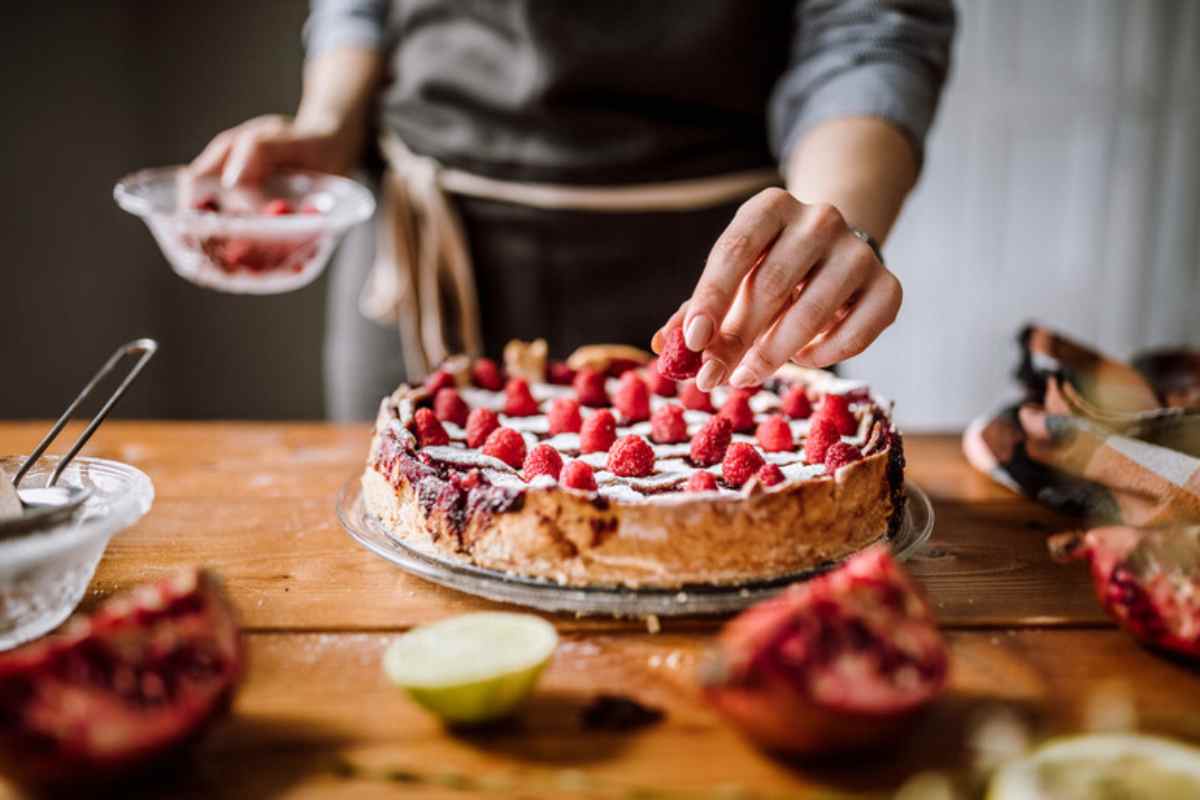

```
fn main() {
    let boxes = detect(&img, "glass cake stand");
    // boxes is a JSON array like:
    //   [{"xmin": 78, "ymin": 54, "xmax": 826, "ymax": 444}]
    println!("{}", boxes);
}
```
[{"xmin": 336, "ymin": 479, "xmax": 934, "ymax": 618}]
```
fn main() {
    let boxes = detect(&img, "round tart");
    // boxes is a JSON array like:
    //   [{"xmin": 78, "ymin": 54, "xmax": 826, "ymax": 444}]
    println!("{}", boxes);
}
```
[{"xmin": 362, "ymin": 341, "xmax": 905, "ymax": 589}]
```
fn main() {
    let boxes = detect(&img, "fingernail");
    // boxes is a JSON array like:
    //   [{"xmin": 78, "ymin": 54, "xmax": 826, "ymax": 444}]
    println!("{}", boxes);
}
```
[
  {"xmin": 685, "ymin": 315, "xmax": 713, "ymax": 351},
  {"xmin": 650, "ymin": 330, "xmax": 664, "ymax": 354},
  {"xmin": 729, "ymin": 365, "xmax": 757, "ymax": 388},
  {"xmin": 697, "ymin": 359, "xmax": 726, "ymax": 392}
]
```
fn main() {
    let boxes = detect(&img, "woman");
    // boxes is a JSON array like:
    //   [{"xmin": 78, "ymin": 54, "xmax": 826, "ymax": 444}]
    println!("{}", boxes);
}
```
[{"xmin": 193, "ymin": 0, "xmax": 955, "ymax": 419}]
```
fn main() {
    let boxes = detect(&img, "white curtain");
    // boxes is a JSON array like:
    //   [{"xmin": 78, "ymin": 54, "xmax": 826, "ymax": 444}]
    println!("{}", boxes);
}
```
[{"xmin": 844, "ymin": 0, "xmax": 1200, "ymax": 430}]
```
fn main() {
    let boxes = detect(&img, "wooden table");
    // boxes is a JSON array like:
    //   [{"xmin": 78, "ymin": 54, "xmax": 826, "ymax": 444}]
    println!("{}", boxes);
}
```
[{"xmin": 3, "ymin": 422, "xmax": 1199, "ymax": 799}]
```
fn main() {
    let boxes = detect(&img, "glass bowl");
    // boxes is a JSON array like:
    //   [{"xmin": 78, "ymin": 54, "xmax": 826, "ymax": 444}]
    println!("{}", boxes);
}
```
[
  {"xmin": 114, "ymin": 166, "xmax": 375, "ymax": 294},
  {"xmin": 0, "ymin": 456, "xmax": 154, "ymax": 651}
]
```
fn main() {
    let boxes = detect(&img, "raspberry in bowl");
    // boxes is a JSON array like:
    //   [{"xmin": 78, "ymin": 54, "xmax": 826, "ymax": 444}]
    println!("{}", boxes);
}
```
[{"xmin": 114, "ymin": 166, "xmax": 374, "ymax": 294}]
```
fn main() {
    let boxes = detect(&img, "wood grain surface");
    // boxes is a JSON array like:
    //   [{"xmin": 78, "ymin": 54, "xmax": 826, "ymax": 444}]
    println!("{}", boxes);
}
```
[{"xmin": 1, "ymin": 422, "xmax": 1191, "ymax": 799}]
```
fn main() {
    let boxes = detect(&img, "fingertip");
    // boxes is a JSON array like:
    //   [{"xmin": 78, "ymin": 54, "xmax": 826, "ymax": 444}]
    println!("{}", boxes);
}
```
[
  {"xmin": 696, "ymin": 359, "xmax": 727, "ymax": 392},
  {"xmin": 650, "ymin": 330, "xmax": 664, "ymax": 355},
  {"xmin": 684, "ymin": 314, "xmax": 714, "ymax": 351}
]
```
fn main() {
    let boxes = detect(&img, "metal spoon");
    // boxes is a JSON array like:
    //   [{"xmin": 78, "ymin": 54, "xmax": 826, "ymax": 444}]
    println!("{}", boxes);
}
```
[{"xmin": 0, "ymin": 339, "xmax": 157, "ymax": 540}]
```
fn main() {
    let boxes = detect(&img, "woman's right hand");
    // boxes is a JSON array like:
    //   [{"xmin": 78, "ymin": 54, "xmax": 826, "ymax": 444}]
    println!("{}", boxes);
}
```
[{"xmin": 189, "ymin": 113, "xmax": 360, "ymax": 186}]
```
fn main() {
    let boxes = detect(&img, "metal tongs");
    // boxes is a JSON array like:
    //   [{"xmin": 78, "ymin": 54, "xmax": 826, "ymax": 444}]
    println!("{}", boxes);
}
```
[{"xmin": 0, "ymin": 339, "xmax": 157, "ymax": 539}]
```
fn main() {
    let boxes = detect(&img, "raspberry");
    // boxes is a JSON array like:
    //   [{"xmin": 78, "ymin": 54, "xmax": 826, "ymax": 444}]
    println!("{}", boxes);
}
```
[
  {"xmin": 548, "ymin": 396, "xmax": 583, "ymax": 435},
  {"xmin": 719, "ymin": 389, "xmax": 755, "ymax": 432},
  {"xmin": 471, "ymin": 358, "xmax": 504, "ymax": 391},
  {"xmin": 658, "ymin": 326, "xmax": 702, "ymax": 380},
  {"xmin": 782, "ymin": 385, "xmax": 813, "ymax": 419},
  {"xmin": 561, "ymin": 460, "xmax": 598, "ymax": 491},
  {"xmin": 606, "ymin": 358, "xmax": 641, "ymax": 377},
  {"xmin": 645, "ymin": 360, "xmax": 677, "ymax": 397},
  {"xmin": 687, "ymin": 471, "xmax": 718, "ymax": 493},
  {"xmin": 452, "ymin": 468, "xmax": 483, "ymax": 491},
  {"xmin": 465, "ymin": 407, "xmax": 500, "ymax": 448},
  {"xmin": 824, "ymin": 442, "xmax": 864, "ymax": 473},
  {"xmin": 574, "ymin": 367, "xmax": 609, "ymax": 407},
  {"xmin": 194, "ymin": 196, "xmax": 221, "ymax": 213},
  {"xmin": 424, "ymin": 370, "xmax": 456, "ymax": 396},
  {"xmin": 434, "ymin": 388, "xmax": 469, "ymax": 427},
  {"xmin": 547, "ymin": 361, "xmax": 576, "ymax": 386},
  {"xmin": 579, "ymin": 409, "xmax": 618, "ymax": 453},
  {"xmin": 680, "ymin": 381, "xmax": 714, "ymax": 412},
  {"xmin": 482, "ymin": 427, "xmax": 526, "ymax": 469},
  {"xmin": 818, "ymin": 393, "xmax": 857, "ymax": 436},
  {"xmin": 690, "ymin": 415, "xmax": 733, "ymax": 466},
  {"xmin": 607, "ymin": 435, "xmax": 655, "ymax": 477},
  {"xmin": 522, "ymin": 443, "xmax": 564, "ymax": 482},
  {"xmin": 758, "ymin": 463, "xmax": 785, "ymax": 487},
  {"xmin": 804, "ymin": 418, "xmax": 841, "ymax": 465},
  {"xmin": 722, "ymin": 442, "xmax": 765, "ymax": 488},
  {"xmin": 755, "ymin": 414, "xmax": 793, "ymax": 452},
  {"xmin": 650, "ymin": 404, "xmax": 688, "ymax": 444},
  {"xmin": 614, "ymin": 371, "xmax": 651, "ymax": 423},
  {"xmin": 412, "ymin": 408, "xmax": 449, "ymax": 447},
  {"xmin": 503, "ymin": 378, "xmax": 539, "ymax": 417},
  {"xmin": 262, "ymin": 198, "xmax": 294, "ymax": 215}
]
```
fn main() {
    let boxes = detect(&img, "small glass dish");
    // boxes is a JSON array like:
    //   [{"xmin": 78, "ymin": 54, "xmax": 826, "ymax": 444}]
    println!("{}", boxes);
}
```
[
  {"xmin": 0, "ymin": 456, "xmax": 154, "ymax": 651},
  {"xmin": 114, "ymin": 166, "xmax": 375, "ymax": 294},
  {"xmin": 337, "ymin": 479, "xmax": 934, "ymax": 618}
]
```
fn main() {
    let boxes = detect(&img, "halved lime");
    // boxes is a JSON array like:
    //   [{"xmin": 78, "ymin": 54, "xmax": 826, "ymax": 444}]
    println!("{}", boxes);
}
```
[
  {"xmin": 382, "ymin": 612, "xmax": 558, "ymax": 725},
  {"xmin": 988, "ymin": 732, "xmax": 1200, "ymax": 799}
]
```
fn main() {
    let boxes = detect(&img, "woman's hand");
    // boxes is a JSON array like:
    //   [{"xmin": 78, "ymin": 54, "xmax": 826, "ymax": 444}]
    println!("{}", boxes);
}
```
[
  {"xmin": 653, "ymin": 188, "xmax": 902, "ymax": 392},
  {"xmin": 190, "ymin": 47, "xmax": 383, "ymax": 187},
  {"xmin": 189, "ymin": 113, "xmax": 360, "ymax": 186}
]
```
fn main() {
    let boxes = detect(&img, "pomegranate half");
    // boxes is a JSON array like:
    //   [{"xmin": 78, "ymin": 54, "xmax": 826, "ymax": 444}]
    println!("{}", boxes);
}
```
[
  {"xmin": 702, "ymin": 545, "xmax": 948, "ymax": 754},
  {"xmin": 1050, "ymin": 526, "xmax": 1200, "ymax": 661},
  {"xmin": 0, "ymin": 569, "xmax": 243, "ymax": 784}
]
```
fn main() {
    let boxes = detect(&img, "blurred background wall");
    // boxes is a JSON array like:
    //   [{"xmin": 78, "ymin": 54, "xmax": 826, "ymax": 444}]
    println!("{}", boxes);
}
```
[{"xmin": 1, "ymin": 1, "xmax": 1197, "ymax": 428}]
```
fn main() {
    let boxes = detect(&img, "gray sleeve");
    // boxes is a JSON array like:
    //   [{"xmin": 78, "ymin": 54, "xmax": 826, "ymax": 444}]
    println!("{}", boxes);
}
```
[
  {"xmin": 769, "ymin": 0, "xmax": 956, "ymax": 165},
  {"xmin": 304, "ymin": 0, "xmax": 388, "ymax": 57}
]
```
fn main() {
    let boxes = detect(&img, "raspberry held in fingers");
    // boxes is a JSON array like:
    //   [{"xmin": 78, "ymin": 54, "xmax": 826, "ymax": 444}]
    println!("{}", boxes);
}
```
[{"xmin": 659, "ymin": 327, "xmax": 703, "ymax": 380}]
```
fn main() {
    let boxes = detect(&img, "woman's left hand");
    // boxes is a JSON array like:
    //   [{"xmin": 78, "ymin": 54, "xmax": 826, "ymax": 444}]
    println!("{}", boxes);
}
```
[{"xmin": 652, "ymin": 188, "xmax": 902, "ymax": 392}]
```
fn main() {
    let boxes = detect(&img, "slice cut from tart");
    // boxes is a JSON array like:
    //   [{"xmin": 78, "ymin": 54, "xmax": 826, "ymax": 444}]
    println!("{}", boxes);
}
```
[{"xmin": 362, "ymin": 341, "xmax": 905, "ymax": 589}]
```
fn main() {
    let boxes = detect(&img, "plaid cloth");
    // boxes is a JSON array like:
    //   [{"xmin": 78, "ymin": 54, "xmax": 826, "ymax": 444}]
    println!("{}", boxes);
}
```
[{"xmin": 963, "ymin": 326, "xmax": 1200, "ymax": 526}]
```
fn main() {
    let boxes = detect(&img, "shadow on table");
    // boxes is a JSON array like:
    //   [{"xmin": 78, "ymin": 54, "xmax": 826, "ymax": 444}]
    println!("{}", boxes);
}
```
[
  {"xmin": 452, "ymin": 690, "xmax": 647, "ymax": 766},
  {"xmin": 771, "ymin": 694, "xmax": 1043, "ymax": 793},
  {"xmin": 25, "ymin": 714, "xmax": 358, "ymax": 800}
]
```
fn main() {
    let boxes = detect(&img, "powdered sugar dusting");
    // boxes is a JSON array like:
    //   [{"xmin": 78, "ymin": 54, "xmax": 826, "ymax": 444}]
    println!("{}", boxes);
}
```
[{"xmin": 388, "ymin": 366, "xmax": 886, "ymax": 505}]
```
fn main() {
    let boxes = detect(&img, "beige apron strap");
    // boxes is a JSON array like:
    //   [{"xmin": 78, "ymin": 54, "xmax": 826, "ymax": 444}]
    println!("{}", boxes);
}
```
[{"xmin": 360, "ymin": 136, "xmax": 484, "ymax": 379}]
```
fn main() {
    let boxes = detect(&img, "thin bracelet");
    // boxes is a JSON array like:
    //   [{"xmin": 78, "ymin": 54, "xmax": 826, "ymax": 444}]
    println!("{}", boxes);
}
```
[{"xmin": 849, "ymin": 225, "xmax": 884, "ymax": 265}]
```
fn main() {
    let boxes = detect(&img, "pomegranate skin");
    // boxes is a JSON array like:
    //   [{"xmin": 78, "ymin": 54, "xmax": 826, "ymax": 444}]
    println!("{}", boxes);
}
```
[
  {"xmin": 0, "ymin": 569, "xmax": 243, "ymax": 785},
  {"xmin": 702, "ymin": 546, "xmax": 947, "ymax": 755},
  {"xmin": 1050, "ymin": 526, "xmax": 1200, "ymax": 661}
]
